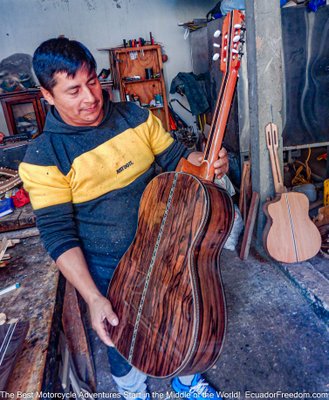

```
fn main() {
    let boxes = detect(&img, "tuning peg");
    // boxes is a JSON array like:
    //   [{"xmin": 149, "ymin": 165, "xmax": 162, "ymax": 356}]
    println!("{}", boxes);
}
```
[
  {"xmin": 213, "ymin": 43, "xmax": 220, "ymax": 48},
  {"xmin": 213, "ymin": 30, "xmax": 221, "ymax": 38},
  {"xmin": 234, "ymin": 24, "xmax": 242, "ymax": 29},
  {"xmin": 224, "ymin": 58, "xmax": 227, "ymax": 63},
  {"xmin": 232, "ymin": 49, "xmax": 239, "ymax": 54},
  {"xmin": 233, "ymin": 35, "xmax": 241, "ymax": 43},
  {"xmin": 212, "ymin": 53, "xmax": 220, "ymax": 61}
]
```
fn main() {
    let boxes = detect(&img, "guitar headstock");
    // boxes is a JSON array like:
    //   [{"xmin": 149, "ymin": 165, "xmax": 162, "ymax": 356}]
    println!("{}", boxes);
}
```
[
  {"xmin": 265, "ymin": 123, "xmax": 279, "ymax": 151},
  {"xmin": 212, "ymin": 10, "xmax": 245, "ymax": 74}
]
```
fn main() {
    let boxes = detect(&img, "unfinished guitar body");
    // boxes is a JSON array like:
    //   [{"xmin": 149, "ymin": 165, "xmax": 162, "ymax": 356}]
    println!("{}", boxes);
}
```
[
  {"xmin": 263, "ymin": 192, "xmax": 321, "ymax": 263},
  {"xmin": 263, "ymin": 123, "xmax": 321, "ymax": 263}
]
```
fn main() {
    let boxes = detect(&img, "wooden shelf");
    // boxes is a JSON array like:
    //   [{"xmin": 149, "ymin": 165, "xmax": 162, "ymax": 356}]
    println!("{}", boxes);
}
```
[
  {"xmin": 122, "ymin": 78, "xmax": 162, "ymax": 84},
  {"xmin": 99, "ymin": 45, "xmax": 161, "ymax": 53},
  {"xmin": 106, "ymin": 45, "xmax": 170, "ymax": 130}
]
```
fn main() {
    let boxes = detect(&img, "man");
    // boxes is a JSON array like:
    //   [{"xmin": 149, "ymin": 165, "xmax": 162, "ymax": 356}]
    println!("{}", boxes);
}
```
[{"xmin": 19, "ymin": 38, "xmax": 229, "ymax": 399}]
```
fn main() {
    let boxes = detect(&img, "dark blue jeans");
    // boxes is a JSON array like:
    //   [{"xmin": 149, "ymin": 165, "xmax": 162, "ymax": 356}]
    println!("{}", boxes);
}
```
[{"xmin": 86, "ymin": 254, "xmax": 133, "ymax": 378}]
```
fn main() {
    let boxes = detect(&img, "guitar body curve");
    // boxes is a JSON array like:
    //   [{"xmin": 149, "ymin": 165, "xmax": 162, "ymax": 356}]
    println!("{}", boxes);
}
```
[
  {"xmin": 263, "ymin": 192, "xmax": 321, "ymax": 263},
  {"xmin": 107, "ymin": 172, "xmax": 234, "ymax": 378}
]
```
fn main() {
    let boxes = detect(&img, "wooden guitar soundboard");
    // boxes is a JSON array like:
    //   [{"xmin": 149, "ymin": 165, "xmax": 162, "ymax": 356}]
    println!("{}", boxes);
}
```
[{"xmin": 263, "ymin": 123, "xmax": 321, "ymax": 263}]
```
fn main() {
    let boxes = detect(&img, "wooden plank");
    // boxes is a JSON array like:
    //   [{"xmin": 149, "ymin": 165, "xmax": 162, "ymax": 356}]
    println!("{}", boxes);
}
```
[
  {"xmin": 0, "ymin": 238, "xmax": 9, "ymax": 261},
  {"xmin": 0, "ymin": 321, "xmax": 29, "ymax": 390},
  {"xmin": 0, "ymin": 204, "xmax": 36, "ymax": 233},
  {"xmin": 0, "ymin": 227, "xmax": 39, "ymax": 241},
  {"xmin": 240, "ymin": 192, "xmax": 260, "ymax": 260},
  {"xmin": 62, "ymin": 282, "xmax": 96, "ymax": 391},
  {"xmin": 0, "ymin": 236, "xmax": 60, "ymax": 395},
  {"xmin": 239, "ymin": 161, "xmax": 252, "ymax": 222}
]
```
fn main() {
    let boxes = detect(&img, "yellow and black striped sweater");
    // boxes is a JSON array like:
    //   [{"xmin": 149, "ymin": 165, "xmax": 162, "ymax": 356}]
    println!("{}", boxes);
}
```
[{"xmin": 19, "ymin": 94, "xmax": 190, "ymax": 270}]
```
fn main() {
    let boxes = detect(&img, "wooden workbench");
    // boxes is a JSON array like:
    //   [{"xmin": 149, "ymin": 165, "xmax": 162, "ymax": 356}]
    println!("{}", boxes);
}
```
[
  {"xmin": 0, "ymin": 233, "xmax": 63, "ymax": 397},
  {"xmin": 0, "ymin": 203, "xmax": 36, "ymax": 233}
]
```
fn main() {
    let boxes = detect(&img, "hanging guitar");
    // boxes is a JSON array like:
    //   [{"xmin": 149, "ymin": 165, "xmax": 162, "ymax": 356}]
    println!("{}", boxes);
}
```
[
  {"xmin": 263, "ymin": 123, "xmax": 321, "ymax": 263},
  {"xmin": 107, "ymin": 10, "xmax": 245, "ymax": 378}
]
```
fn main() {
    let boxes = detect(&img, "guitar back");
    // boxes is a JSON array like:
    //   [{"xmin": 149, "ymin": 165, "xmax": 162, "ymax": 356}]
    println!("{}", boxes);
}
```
[
  {"xmin": 263, "ymin": 192, "xmax": 321, "ymax": 263},
  {"xmin": 107, "ymin": 172, "xmax": 233, "ymax": 377}
]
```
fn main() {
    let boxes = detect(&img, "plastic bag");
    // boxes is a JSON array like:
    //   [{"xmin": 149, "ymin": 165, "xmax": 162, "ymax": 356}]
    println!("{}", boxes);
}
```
[
  {"xmin": 307, "ymin": 0, "xmax": 326, "ymax": 12},
  {"xmin": 224, "ymin": 205, "xmax": 244, "ymax": 251}
]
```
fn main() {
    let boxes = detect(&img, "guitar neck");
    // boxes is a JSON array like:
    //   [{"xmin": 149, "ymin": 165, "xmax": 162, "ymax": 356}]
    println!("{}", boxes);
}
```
[
  {"xmin": 265, "ymin": 123, "xmax": 285, "ymax": 194},
  {"xmin": 176, "ymin": 10, "xmax": 245, "ymax": 182},
  {"xmin": 203, "ymin": 71, "xmax": 238, "ymax": 181}
]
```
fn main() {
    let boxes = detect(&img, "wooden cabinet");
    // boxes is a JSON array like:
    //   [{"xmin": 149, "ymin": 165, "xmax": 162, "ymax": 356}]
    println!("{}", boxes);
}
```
[
  {"xmin": 107, "ymin": 45, "xmax": 170, "ymax": 131},
  {"xmin": 0, "ymin": 89, "xmax": 46, "ymax": 136}
]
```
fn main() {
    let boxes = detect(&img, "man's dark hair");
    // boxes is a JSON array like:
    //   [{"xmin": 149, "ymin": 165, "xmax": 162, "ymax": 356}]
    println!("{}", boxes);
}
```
[{"xmin": 33, "ymin": 37, "xmax": 97, "ymax": 93}]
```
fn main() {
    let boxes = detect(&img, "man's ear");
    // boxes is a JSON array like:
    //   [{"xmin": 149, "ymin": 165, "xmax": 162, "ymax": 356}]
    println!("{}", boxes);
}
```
[{"xmin": 40, "ymin": 87, "xmax": 55, "ymax": 106}]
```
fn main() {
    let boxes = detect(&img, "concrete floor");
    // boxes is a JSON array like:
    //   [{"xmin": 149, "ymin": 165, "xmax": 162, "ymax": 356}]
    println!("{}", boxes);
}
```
[{"xmin": 90, "ymin": 247, "xmax": 329, "ymax": 398}]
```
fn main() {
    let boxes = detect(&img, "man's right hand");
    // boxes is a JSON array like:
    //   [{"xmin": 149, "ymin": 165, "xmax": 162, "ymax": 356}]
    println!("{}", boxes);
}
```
[
  {"xmin": 56, "ymin": 247, "xmax": 119, "ymax": 347},
  {"xmin": 88, "ymin": 294, "xmax": 119, "ymax": 347}
]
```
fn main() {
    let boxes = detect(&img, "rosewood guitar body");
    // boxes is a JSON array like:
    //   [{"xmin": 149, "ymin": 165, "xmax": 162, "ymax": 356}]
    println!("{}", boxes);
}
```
[{"xmin": 107, "ymin": 172, "xmax": 233, "ymax": 378}]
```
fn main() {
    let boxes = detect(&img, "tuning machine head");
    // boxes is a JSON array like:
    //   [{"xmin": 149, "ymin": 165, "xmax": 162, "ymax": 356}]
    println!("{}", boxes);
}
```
[
  {"xmin": 212, "ymin": 53, "xmax": 220, "ymax": 61},
  {"xmin": 213, "ymin": 30, "xmax": 221, "ymax": 38}
]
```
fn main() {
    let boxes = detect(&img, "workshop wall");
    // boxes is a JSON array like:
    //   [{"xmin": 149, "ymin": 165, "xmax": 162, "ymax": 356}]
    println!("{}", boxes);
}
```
[{"xmin": 0, "ymin": 0, "xmax": 215, "ymax": 134}]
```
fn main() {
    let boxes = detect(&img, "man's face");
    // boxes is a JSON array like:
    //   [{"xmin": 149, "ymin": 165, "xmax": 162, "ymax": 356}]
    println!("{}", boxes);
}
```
[{"xmin": 41, "ymin": 66, "xmax": 104, "ymax": 127}]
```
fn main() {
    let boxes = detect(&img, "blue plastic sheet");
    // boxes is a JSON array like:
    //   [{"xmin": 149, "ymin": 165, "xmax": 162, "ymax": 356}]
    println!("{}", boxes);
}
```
[{"xmin": 220, "ymin": 0, "xmax": 245, "ymax": 15}]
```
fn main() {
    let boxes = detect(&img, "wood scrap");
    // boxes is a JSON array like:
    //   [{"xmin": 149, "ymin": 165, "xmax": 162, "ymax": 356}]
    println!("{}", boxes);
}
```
[
  {"xmin": 62, "ymin": 281, "xmax": 96, "ymax": 391},
  {"xmin": 314, "ymin": 205, "xmax": 329, "ymax": 228},
  {"xmin": 0, "ymin": 237, "xmax": 20, "ymax": 262},
  {"xmin": 0, "ymin": 313, "xmax": 6, "ymax": 325},
  {"xmin": 0, "ymin": 321, "xmax": 29, "ymax": 391},
  {"xmin": 318, "ymin": 224, "xmax": 329, "ymax": 258},
  {"xmin": 0, "ymin": 238, "xmax": 9, "ymax": 261},
  {"xmin": 0, "ymin": 227, "xmax": 39, "ymax": 240},
  {"xmin": 240, "ymin": 192, "xmax": 260, "ymax": 260},
  {"xmin": 239, "ymin": 161, "xmax": 252, "ymax": 223},
  {"xmin": 0, "ymin": 204, "xmax": 36, "ymax": 233},
  {"xmin": 7, "ymin": 239, "xmax": 20, "ymax": 246},
  {"xmin": 0, "ymin": 261, "xmax": 9, "ymax": 268}
]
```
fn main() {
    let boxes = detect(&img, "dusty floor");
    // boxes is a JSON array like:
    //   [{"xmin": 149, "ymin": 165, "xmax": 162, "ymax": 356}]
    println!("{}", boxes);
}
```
[{"xmin": 89, "ymin": 247, "xmax": 329, "ymax": 399}]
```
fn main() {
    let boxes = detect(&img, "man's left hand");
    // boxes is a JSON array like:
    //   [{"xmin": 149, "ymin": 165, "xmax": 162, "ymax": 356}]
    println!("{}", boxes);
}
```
[{"xmin": 187, "ymin": 147, "xmax": 229, "ymax": 179}]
